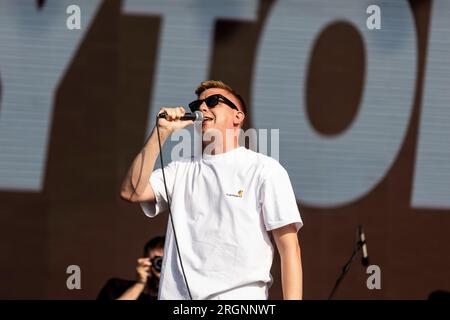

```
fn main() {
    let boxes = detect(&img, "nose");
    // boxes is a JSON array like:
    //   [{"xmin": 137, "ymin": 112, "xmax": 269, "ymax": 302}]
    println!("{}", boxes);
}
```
[{"xmin": 199, "ymin": 101, "xmax": 209, "ymax": 113}]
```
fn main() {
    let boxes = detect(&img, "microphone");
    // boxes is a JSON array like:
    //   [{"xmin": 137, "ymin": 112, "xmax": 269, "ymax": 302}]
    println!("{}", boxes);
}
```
[
  {"xmin": 357, "ymin": 225, "xmax": 369, "ymax": 267},
  {"xmin": 158, "ymin": 110, "xmax": 204, "ymax": 121}
]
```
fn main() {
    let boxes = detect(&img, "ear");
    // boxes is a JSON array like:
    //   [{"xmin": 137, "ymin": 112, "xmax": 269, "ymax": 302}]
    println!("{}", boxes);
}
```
[{"xmin": 233, "ymin": 111, "xmax": 245, "ymax": 127}]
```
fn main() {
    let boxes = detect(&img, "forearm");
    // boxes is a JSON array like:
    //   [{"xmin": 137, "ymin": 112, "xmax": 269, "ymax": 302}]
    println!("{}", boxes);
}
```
[
  {"xmin": 116, "ymin": 282, "xmax": 146, "ymax": 300},
  {"xmin": 120, "ymin": 126, "xmax": 170, "ymax": 201},
  {"xmin": 280, "ymin": 245, "xmax": 303, "ymax": 300}
]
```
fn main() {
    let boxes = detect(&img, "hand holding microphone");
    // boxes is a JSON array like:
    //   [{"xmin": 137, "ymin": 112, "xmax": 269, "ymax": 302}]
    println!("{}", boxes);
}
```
[{"xmin": 157, "ymin": 106, "xmax": 203, "ymax": 134}]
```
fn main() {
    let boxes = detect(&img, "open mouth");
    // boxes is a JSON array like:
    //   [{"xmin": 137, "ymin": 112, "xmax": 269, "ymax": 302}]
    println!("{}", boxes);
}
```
[{"xmin": 203, "ymin": 116, "xmax": 214, "ymax": 123}]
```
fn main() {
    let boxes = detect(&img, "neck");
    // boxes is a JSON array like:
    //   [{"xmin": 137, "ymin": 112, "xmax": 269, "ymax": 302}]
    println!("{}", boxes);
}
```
[{"xmin": 202, "ymin": 129, "xmax": 240, "ymax": 155}]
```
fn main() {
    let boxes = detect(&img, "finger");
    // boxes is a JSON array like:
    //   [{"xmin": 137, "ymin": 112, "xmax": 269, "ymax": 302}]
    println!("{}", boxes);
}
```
[
  {"xmin": 177, "ymin": 106, "xmax": 185, "ymax": 118},
  {"xmin": 175, "ymin": 107, "xmax": 183, "ymax": 120},
  {"xmin": 159, "ymin": 108, "xmax": 172, "ymax": 120},
  {"xmin": 137, "ymin": 266, "xmax": 150, "ymax": 274},
  {"xmin": 163, "ymin": 109, "xmax": 173, "ymax": 121},
  {"xmin": 160, "ymin": 108, "xmax": 172, "ymax": 121},
  {"xmin": 172, "ymin": 109, "xmax": 180, "ymax": 121},
  {"xmin": 139, "ymin": 261, "xmax": 151, "ymax": 268},
  {"xmin": 138, "ymin": 265, "xmax": 150, "ymax": 273},
  {"xmin": 138, "ymin": 257, "xmax": 150, "ymax": 263}
]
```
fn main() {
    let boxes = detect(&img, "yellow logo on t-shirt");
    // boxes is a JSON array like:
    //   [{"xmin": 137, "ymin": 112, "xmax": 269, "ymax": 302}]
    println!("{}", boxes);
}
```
[{"xmin": 226, "ymin": 189, "xmax": 244, "ymax": 198}]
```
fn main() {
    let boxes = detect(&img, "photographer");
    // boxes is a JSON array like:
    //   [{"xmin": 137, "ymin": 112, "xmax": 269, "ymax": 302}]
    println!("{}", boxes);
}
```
[{"xmin": 97, "ymin": 236, "xmax": 165, "ymax": 300}]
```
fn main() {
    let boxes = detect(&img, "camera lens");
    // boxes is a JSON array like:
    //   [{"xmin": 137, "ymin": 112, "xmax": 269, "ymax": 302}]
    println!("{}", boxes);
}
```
[{"xmin": 152, "ymin": 256, "xmax": 163, "ymax": 272}]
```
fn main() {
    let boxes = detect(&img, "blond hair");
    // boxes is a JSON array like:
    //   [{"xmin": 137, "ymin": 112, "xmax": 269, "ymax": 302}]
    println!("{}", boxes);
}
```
[{"xmin": 195, "ymin": 80, "xmax": 247, "ymax": 115}]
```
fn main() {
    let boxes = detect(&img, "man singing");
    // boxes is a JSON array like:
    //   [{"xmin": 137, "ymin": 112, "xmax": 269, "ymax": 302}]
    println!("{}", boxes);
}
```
[{"xmin": 120, "ymin": 80, "xmax": 303, "ymax": 300}]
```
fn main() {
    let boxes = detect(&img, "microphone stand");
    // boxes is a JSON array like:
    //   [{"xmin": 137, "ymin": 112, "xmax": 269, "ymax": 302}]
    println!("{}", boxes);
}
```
[{"xmin": 327, "ymin": 228, "xmax": 365, "ymax": 300}]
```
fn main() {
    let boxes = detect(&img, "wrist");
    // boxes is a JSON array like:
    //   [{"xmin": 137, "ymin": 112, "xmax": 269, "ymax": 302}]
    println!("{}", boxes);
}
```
[
  {"xmin": 155, "ymin": 123, "xmax": 173, "ymax": 136},
  {"xmin": 136, "ymin": 279, "xmax": 146, "ymax": 285},
  {"xmin": 153, "ymin": 125, "xmax": 172, "ymax": 142}
]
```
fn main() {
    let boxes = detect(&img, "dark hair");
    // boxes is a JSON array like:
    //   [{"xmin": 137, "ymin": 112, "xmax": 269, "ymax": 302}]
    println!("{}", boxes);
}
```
[{"xmin": 143, "ymin": 236, "xmax": 165, "ymax": 256}]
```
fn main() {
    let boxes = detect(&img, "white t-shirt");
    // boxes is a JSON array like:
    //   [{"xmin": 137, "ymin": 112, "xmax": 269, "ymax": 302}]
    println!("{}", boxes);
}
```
[{"xmin": 141, "ymin": 146, "xmax": 303, "ymax": 300}]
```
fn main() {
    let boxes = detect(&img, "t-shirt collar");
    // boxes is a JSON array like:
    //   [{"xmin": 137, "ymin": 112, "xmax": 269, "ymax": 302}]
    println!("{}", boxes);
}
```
[{"xmin": 202, "ymin": 146, "xmax": 245, "ymax": 162}]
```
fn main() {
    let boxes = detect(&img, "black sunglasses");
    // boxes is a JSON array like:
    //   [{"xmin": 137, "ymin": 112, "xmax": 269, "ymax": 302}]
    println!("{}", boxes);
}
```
[{"xmin": 189, "ymin": 94, "xmax": 239, "ymax": 113}]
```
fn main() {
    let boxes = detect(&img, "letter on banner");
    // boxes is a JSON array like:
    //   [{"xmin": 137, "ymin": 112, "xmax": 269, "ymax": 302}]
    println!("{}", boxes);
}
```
[
  {"xmin": 0, "ymin": 0, "xmax": 102, "ymax": 190},
  {"xmin": 252, "ymin": 0, "xmax": 416, "ymax": 207}
]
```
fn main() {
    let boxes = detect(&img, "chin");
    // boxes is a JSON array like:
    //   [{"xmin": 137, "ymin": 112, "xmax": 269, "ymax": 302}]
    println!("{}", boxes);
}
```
[{"xmin": 201, "ymin": 124, "xmax": 215, "ymax": 134}]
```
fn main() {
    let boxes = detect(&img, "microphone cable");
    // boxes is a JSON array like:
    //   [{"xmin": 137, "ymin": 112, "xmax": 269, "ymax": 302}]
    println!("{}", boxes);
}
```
[{"xmin": 155, "ymin": 118, "xmax": 193, "ymax": 300}]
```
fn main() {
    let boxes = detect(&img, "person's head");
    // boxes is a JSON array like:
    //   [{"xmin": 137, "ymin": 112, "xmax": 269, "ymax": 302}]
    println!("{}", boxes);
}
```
[
  {"xmin": 143, "ymin": 236, "xmax": 165, "ymax": 260},
  {"xmin": 190, "ymin": 80, "xmax": 246, "ymax": 138}
]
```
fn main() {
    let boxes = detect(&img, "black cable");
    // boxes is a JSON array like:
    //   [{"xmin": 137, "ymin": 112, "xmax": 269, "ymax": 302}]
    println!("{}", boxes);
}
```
[
  {"xmin": 328, "ymin": 227, "xmax": 362, "ymax": 300},
  {"xmin": 156, "ymin": 120, "xmax": 193, "ymax": 300}
]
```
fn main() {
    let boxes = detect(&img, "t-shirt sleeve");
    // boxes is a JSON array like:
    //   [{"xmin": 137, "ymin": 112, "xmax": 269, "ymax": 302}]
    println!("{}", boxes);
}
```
[
  {"xmin": 259, "ymin": 161, "xmax": 303, "ymax": 232},
  {"xmin": 140, "ymin": 161, "xmax": 177, "ymax": 218}
]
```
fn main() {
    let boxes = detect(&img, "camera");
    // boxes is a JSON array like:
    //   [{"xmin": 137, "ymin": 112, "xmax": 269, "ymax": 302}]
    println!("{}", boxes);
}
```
[{"xmin": 151, "ymin": 256, "xmax": 163, "ymax": 273}]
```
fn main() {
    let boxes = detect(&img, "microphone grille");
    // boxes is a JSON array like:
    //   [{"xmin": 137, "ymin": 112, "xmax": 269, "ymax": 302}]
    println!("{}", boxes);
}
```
[{"xmin": 194, "ymin": 111, "xmax": 204, "ymax": 121}]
